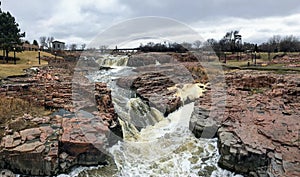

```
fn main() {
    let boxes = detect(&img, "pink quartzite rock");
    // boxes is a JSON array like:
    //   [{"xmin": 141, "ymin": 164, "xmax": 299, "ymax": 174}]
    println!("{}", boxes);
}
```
[
  {"xmin": 0, "ymin": 82, "xmax": 120, "ymax": 176},
  {"xmin": 20, "ymin": 128, "xmax": 41, "ymax": 142},
  {"xmin": 190, "ymin": 70, "xmax": 300, "ymax": 177}
]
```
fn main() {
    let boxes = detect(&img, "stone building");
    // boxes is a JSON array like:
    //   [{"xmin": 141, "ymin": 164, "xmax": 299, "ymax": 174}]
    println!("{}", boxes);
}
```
[{"xmin": 52, "ymin": 41, "xmax": 65, "ymax": 51}]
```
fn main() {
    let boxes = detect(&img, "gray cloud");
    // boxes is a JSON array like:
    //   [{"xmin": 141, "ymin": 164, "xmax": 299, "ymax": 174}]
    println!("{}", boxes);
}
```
[
  {"xmin": 88, "ymin": 17, "xmax": 203, "ymax": 49},
  {"xmin": 1, "ymin": 0, "xmax": 300, "ymax": 45},
  {"xmin": 2, "ymin": 0, "xmax": 56, "ymax": 23},
  {"xmin": 124, "ymin": 0, "xmax": 300, "ymax": 22}
]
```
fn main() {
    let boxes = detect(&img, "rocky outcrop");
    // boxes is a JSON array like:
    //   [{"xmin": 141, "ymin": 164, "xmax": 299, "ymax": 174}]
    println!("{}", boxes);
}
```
[
  {"xmin": 118, "ymin": 60, "xmax": 201, "ymax": 117},
  {"xmin": 59, "ymin": 116, "xmax": 110, "ymax": 171},
  {"xmin": 127, "ymin": 53, "xmax": 174, "ymax": 67},
  {"xmin": 116, "ymin": 71, "xmax": 183, "ymax": 120},
  {"xmin": 0, "ymin": 115, "xmax": 60, "ymax": 175},
  {"xmin": 58, "ymin": 82, "xmax": 121, "ymax": 172},
  {"xmin": 0, "ymin": 81, "xmax": 121, "ymax": 176},
  {"xmin": 190, "ymin": 70, "xmax": 300, "ymax": 177},
  {"xmin": 272, "ymin": 53, "xmax": 300, "ymax": 66},
  {"xmin": 0, "ymin": 67, "xmax": 73, "ymax": 111},
  {"xmin": 131, "ymin": 72, "xmax": 182, "ymax": 116}
]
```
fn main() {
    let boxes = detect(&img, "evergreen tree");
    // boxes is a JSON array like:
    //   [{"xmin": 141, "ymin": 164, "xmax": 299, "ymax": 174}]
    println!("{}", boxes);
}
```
[
  {"xmin": 0, "ymin": 8, "xmax": 25, "ymax": 61},
  {"xmin": 33, "ymin": 40, "xmax": 39, "ymax": 46}
]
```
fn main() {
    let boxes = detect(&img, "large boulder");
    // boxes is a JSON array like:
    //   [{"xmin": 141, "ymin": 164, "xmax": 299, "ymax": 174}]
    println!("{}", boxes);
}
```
[
  {"xmin": 131, "ymin": 72, "xmax": 182, "ymax": 116},
  {"xmin": 0, "ymin": 115, "xmax": 60, "ymax": 176}
]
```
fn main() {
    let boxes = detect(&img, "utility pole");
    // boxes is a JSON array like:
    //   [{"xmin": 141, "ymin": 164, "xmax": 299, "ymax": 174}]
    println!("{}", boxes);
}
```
[{"xmin": 254, "ymin": 51, "xmax": 257, "ymax": 66}]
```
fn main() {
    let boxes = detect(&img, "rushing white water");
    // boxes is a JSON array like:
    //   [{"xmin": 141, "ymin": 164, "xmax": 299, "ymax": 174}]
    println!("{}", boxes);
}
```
[
  {"xmin": 109, "ymin": 103, "xmax": 243, "ymax": 177},
  {"xmin": 59, "ymin": 54, "xmax": 243, "ymax": 177},
  {"xmin": 97, "ymin": 54, "xmax": 129, "ymax": 66},
  {"xmin": 168, "ymin": 83, "xmax": 208, "ymax": 103}
]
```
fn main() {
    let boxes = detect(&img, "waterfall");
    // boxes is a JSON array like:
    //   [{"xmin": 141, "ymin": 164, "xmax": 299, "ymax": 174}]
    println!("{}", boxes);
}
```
[
  {"xmin": 97, "ymin": 55, "xmax": 129, "ymax": 67},
  {"xmin": 109, "ymin": 102, "xmax": 240, "ymax": 177},
  {"xmin": 59, "ymin": 54, "xmax": 242, "ymax": 177},
  {"xmin": 126, "ymin": 98, "xmax": 164, "ymax": 130}
]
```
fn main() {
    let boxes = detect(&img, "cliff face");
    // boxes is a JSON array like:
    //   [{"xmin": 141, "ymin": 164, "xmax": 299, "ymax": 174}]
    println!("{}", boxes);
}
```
[
  {"xmin": 0, "ymin": 60, "xmax": 121, "ymax": 176},
  {"xmin": 0, "ymin": 82, "xmax": 119, "ymax": 176},
  {"xmin": 190, "ymin": 70, "xmax": 300, "ymax": 177}
]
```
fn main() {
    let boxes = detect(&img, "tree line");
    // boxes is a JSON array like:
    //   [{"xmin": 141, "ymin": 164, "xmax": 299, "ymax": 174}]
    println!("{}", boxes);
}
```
[
  {"xmin": 206, "ymin": 31, "xmax": 300, "ymax": 53},
  {"xmin": 136, "ymin": 31, "xmax": 300, "ymax": 54},
  {"xmin": 139, "ymin": 42, "xmax": 188, "ymax": 53}
]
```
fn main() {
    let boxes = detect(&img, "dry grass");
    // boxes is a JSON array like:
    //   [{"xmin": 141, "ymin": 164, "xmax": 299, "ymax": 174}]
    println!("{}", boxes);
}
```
[
  {"xmin": 226, "ymin": 60, "xmax": 254, "ymax": 67},
  {"xmin": 0, "ymin": 51, "xmax": 58, "ymax": 79},
  {"xmin": 0, "ymin": 97, "xmax": 51, "ymax": 136}
]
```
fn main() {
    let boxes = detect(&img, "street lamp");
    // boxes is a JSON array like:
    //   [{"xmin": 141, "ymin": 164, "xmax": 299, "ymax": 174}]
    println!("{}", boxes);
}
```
[
  {"xmin": 254, "ymin": 51, "xmax": 257, "ymax": 66},
  {"xmin": 38, "ymin": 48, "xmax": 41, "ymax": 65},
  {"xmin": 13, "ymin": 47, "xmax": 16, "ymax": 64}
]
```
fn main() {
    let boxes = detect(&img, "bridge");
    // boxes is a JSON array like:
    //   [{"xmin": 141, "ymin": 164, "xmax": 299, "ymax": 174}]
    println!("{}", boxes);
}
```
[
  {"xmin": 112, "ymin": 47, "xmax": 140, "ymax": 52},
  {"xmin": 109, "ymin": 46, "xmax": 141, "ymax": 54}
]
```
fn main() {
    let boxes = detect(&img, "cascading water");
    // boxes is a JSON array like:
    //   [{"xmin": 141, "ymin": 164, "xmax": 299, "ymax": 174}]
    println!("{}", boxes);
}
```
[
  {"xmin": 97, "ymin": 54, "xmax": 129, "ymax": 67},
  {"xmin": 59, "ymin": 54, "xmax": 243, "ymax": 177}
]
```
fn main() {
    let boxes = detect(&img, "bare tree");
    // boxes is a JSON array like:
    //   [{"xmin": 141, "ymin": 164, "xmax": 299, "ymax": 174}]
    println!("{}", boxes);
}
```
[
  {"xmin": 100, "ymin": 45, "xmax": 108, "ymax": 53},
  {"xmin": 70, "ymin": 44, "xmax": 77, "ymax": 51},
  {"xmin": 280, "ymin": 35, "xmax": 299, "ymax": 53},
  {"xmin": 181, "ymin": 42, "xmax": 192, "ymax": 50},
  {"xmin": 39, "ymin": 36, "xmax": 47, "ymax": 49},
  {"xmin": 47, "ymin": 36, "xmax": 54, "ymax": 49},
  {"xmin": 268, "ymin": 35, "xmax": 281, "ymax": 52},
  {"xmin": 193, "ymin": 40, "xmax": 202, "ymax": 49}
]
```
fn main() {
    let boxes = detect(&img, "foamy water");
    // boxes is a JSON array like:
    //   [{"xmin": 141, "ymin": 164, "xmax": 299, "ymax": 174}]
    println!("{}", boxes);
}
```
[
  {"xmin": 59, "ymin": 54, "xmax": 243, "ymax": 177},
  {"xmin": 108, "ymin": 103, "xmax": 241, "ymax": 177},
  {"xmin": 58, "ymin": 103, "xmax": 241, "ymax": 177}
]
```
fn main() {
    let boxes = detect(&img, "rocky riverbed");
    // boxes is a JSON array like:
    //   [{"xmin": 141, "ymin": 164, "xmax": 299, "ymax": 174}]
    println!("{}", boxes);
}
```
[
  {"xmin": 0, "ymin": 53, "xmax": 299, "ymax": 176},
  {"xmin": 112, "ymin": 52, "xmax": 300, "ymax": 177}
]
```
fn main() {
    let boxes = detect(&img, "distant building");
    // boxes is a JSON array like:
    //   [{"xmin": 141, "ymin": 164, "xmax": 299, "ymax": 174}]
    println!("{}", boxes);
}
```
[
  {"xmin": 21, "ymin": 43, "xmax": 39, "ymax": 51},
  {"xmin": 52, "ymin": 41, "xmax": 65, "ymax": 51}
]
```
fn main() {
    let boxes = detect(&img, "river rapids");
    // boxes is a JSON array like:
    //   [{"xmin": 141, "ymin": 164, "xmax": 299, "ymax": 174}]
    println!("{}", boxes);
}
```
[{"xmin": 57, "ymin": 54, "xmax": 243, "ymax": 177}]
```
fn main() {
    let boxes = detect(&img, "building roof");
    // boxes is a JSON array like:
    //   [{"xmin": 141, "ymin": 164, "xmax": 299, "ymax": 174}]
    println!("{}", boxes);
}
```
[{"xmin": 52, "ymin": 40, "xmax": 65, "ymax": 44}]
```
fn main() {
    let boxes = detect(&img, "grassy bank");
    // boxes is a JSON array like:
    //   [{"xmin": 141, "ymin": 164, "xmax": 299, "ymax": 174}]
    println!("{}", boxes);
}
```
[
  {"xmin": 0, "ymin": 97, "xmax": 51, "ymax": 136},
  {"xmin": 0, "ymin": 51, "xmax": 56, "ymax": 79},
  {"xmin": 223, "ymin": 52, "xmax": 300, "ymax": 73}
]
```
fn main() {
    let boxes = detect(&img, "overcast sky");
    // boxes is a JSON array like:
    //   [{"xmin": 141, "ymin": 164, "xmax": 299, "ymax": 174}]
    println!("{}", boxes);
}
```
[{"xmin": 2, "ymin": 0, "xmax": 300, "ymax": 47}]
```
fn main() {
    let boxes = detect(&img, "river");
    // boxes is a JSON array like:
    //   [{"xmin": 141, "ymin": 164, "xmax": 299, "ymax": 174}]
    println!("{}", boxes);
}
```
[{"xmin": 58, "ymin": 54, "xmax": 242, "ymax": 177}]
